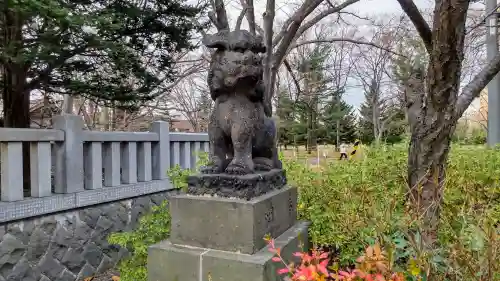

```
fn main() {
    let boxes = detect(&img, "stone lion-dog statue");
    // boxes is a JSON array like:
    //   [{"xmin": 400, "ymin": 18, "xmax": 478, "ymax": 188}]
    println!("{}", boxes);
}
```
[{"xmin": 201, "ymin": 30, "xmax": 282, "ymax": 175}]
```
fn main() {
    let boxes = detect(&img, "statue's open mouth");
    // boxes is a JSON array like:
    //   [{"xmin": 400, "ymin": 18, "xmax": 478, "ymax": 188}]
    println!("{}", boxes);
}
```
[{"xmin": 220, "ymin": 61, "xmax": 262, "ymax": 87}]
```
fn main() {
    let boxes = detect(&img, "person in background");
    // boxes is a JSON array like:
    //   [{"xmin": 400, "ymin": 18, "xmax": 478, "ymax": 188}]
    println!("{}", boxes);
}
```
[{"xmin": 339, "ymin": 142, "xmax": 348, "ymax": 160}]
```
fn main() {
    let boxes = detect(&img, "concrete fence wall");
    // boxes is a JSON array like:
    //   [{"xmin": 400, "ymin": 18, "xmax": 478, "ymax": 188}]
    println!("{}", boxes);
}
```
[{"xmin": 0, "ymin": 114, "xmax": 209, "ymax": 281}]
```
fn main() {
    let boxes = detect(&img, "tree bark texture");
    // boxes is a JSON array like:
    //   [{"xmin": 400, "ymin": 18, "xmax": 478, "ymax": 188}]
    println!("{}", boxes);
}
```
[
  {"xmin": 2, "ymin": 6, "xmax": 30, "ymax": 128},
  {"xmin": 402, "ymin": 0, "xmax": 469, "ymax": 246}
]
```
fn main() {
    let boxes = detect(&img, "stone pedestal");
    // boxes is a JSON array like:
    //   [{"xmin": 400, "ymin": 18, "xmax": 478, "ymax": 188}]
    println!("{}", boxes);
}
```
[
  {"xmin": 187, "ymin": 169, "xmax": 287, "ymax": 200},
  {"xmin": 148, "ymin": 170, "xmax": 309, "ymax": 281}
]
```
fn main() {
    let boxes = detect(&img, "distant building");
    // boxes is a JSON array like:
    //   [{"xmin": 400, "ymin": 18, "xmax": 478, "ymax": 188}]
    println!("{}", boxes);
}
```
[
  {"xmin": 469, "ymin": 89, "xmax": 488, "ymax": 127},
  {"xmin": 8, "ymin": 97, "xmax": 209, "ymax": 132},
  {"xmin": 170, "ymin": 118, "xmax": 208, "ymax": 132},
  {"xmin": 170, "ymin": 119, "xmax": 195, "ymax": 132}
]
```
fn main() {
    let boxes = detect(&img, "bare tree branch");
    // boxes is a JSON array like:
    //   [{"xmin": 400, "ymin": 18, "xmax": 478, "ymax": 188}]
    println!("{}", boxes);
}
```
[
  {"xmin": 466, "ymin": 2, "xmax": 500, "ymax": 34},
  {"xmin": 240, "ymin": 0, "xmax": 256, "ymax": 34},
  {"xmin": 272, "ymin": 0, "xmax": 326, "ymax": 49},
  {"xmin": 283, "ymin": 59, "xmax": 302, "ymax": 94},
  {"xmin": 262, "ymin": 0, "xmax": 277, "ymax": 116},
  {"xmin": 395, "ymin": 0, "xmax": 432, "ymax": 52},
  {"xmin": 235, "ymin": 6, "xmax": 248, "ymax": 30},
  {"xmin": 290, "ymin": 38, "xmax": 405, "ymax": 57},
  {"xmin": 338, "ymin": 11, "xmax": 371, "ymax": 21},
  {"xmin": 211, "ymin": 0, "xmax": 230, "ymax": 31},
  {"xmin": 288, "ymin": 0, "xmax": 360, "ymax": 46},
  {"xmin": 456, "ymin": 52, "xmax": 500, "ymax": 117},
  {"xmin": 263, "ymin": 0, "xmax": 331, "ymax": 116},
  {"xmin": 208, "ymin": 12, "xmax": 223, "ymax": 30},
  {"xmin": 274, "ymin": 0, "xmax": 330, "ymax": 59}
]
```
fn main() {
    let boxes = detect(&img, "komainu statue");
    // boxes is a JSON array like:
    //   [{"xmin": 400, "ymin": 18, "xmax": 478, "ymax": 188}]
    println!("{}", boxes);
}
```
[{"xmin": 201, "ymin": 30, "xmax": 282, "ymax": 175}]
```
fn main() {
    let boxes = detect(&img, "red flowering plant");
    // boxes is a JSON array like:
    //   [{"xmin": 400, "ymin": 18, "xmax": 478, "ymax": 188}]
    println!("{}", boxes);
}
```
[{"xmin": 264, "ymin": 236, "xmax": 406, "ymax": 281}]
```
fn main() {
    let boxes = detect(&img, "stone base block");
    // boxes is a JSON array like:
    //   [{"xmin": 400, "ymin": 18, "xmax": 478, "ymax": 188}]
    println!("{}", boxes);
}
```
[
  {"xmin": 169, "ymin": 186, "xmax": 297, "ymax": 254},
  {"xmin": 187, "ymin": 169, "xmax": 287, "ymax": 200},
  {"xmin": 148, "ymin": 221, "xmax": 309, "ymax": 281}
]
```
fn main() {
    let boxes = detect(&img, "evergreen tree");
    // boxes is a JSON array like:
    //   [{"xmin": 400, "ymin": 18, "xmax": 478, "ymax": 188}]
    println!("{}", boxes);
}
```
[
  {"xmin": 1, "ymin": 0, "xmax": 205, "ymax": 127},
  {"xmin": 295, "ymin": 44, "xmax": 330, "ymax": 153},
  {"xmin": 276, "ymin": 90, "xmax": 296, "ymax": 148},
  {"xmin": 195, "ymin": 93, "xmax": 213, "ymax": 132},
  {"xmin": 358, "ymin": 85, "xmax": 377, "ymax": 143},
  {"xmin": 320, "ymin": 89, "xmax": 357, "ymax": 145},
  {"xmin": 386, "ymin": 37, "xmax": 428, "ymax": 143},
  {"xmin": 358, "ymin": 80, "xmax": 405, "ymax": 144}
]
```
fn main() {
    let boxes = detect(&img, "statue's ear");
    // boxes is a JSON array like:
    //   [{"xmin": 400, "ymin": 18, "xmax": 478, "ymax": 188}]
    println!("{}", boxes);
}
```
[{"xmin": 202, "ymin": 32, "xmax": 229, "ymax": 50}]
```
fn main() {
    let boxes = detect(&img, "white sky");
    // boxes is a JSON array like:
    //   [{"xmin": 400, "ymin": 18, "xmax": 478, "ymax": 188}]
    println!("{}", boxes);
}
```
[{"xmin": 351, "ymin": 0, "xmax": 432, "ymax": 15}]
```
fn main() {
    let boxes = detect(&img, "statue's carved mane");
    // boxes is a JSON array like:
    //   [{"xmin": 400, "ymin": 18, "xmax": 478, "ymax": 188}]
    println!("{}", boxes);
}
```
[{"xmin": 202, "ymin": 30, "xmax": 266, "ymax": 52}]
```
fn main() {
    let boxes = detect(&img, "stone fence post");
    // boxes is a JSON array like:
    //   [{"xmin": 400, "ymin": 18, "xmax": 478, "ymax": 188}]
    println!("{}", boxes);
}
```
[
  {"xmin": 53, "ymin": 115, "xmax": 85, "ymax": 193},
  {"xmin": 151, "ymin": 121, "xmax": 170, "ymax": 180}
]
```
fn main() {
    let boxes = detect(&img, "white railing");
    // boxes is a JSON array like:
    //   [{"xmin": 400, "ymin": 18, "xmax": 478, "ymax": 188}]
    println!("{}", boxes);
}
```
[{"xmin": 0, "ymin": 115, "xmax": 209, "ymax": 222}]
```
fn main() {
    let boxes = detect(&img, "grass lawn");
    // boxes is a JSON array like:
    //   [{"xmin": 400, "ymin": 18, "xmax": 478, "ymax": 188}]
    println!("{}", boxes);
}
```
[{"xmin": 279, "ymin": 145, "xmax": 365, "ymax": 168}]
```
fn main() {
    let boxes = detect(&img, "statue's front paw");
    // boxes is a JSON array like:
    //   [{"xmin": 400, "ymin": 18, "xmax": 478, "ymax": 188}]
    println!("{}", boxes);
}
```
[
  {"xmin": 254, "ymin": 164, "xmax": 272, "ymax": 171},
  {"xmin": 225, "ymin": 165, "xmax": 251, "ymax": 175},
  {"xmin": 253, "ymin": 157, "xmax": 273, "ymax": 171},
  {"xmin": 225, "ymin": 158, "xmax": 254, "ymax": 175}
]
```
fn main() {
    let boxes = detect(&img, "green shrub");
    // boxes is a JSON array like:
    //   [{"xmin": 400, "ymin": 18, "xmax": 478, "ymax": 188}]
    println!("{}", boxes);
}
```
[
  {"xmin": 287, "ymin": 144, "xmax": 500, "ymax": 280},
  {"xmin": 167, "ymin": 151, "xmax": 209, "ymax": 192},
  {"xmin": 108, "ymin": 201, "xmax": 171, "ymax": 281},
  {"xmin": 453, "ymin": 127, "xmax": 487, "ymax": 145},
  {"xmin": 108, "ymin": 151, "xmax": 209, "ymax": 281},
  {"xmin": 109, "ymin": 146, "xmax": 500, "ymax": 281},
  {"xmin": 287, "ymin": 146, "xmax": 408, "ymax": 265}
]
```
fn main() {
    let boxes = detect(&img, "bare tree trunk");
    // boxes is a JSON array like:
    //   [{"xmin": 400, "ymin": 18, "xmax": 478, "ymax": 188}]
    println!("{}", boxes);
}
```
[
  {"xmin": 307, "ymin": 107, "xmax": 313, "ymax": 154},
  {"xmin": 336, "ymin": 120, "xmax": 340, "ymax": 146},
  {"xmin": 292, "ymin": 137, "xmax": 295, "ymax": 151},
  {"xmin": 42, "ymin": 95, "xmax": 50, "ymax": 127},
  {"xmin": 61, "ymin": 95, "xmax": 74, "ymax": 115},
  {"xmin": 101, "ymin": 107, "xmax": 110, "ymax": 131},
  {"xmin": 407, "ymin": 106, "xmax": 454, "ymax": 246},
  {"xmin": 397, "ymin": 0, "xmax": 478, "ymax": 248},
  {"xmin": 311, "ymin": 101, "xmax": 317, "ymax": 151},
  {"xmin": 111, "ymin": 104, "xmax": 117, "ymax": 131},
  {"xmin": 406, "ymin": 69, "xmax": 458, "ymax": 244},
  {"xmin": 372, "ymin": 92, "xmax": 379, "ymax": 145},
  {"xmin": 75, "ymin": 98, "xmax": 94, "ymax": 129},
  {"xmin": 2, "ymin": 7, "xmax": 29, "ymax": 128}
]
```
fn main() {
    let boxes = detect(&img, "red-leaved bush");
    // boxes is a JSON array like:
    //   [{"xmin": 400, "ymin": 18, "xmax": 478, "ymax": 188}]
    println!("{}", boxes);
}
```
[{"xmin": 265, "ymin": 236, "xmax": 405, "ymax": 281}]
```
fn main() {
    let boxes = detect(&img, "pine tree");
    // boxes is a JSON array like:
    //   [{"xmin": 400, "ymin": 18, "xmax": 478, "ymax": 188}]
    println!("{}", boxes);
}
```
[
  {"xmin": 320, "ymin": 89, "xmax": 357, "ymax": 145},
  {"xmin": 295, "ymin": 44, "xmax": 330, "ymax": 153},
  {"xmin": 276, "ymin": 90, "xmax": 296, "ymax": 148},
  {"xmin": 1, "ymin": 0, "xmax": 205, "ymax": 127},
  {"xmin": 358, "ymin": 84, "xmax": 377, "ymax": 143},
  {"xmin": 358, "ymin": 80, "xmax": 406, "ymax": 144}
]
